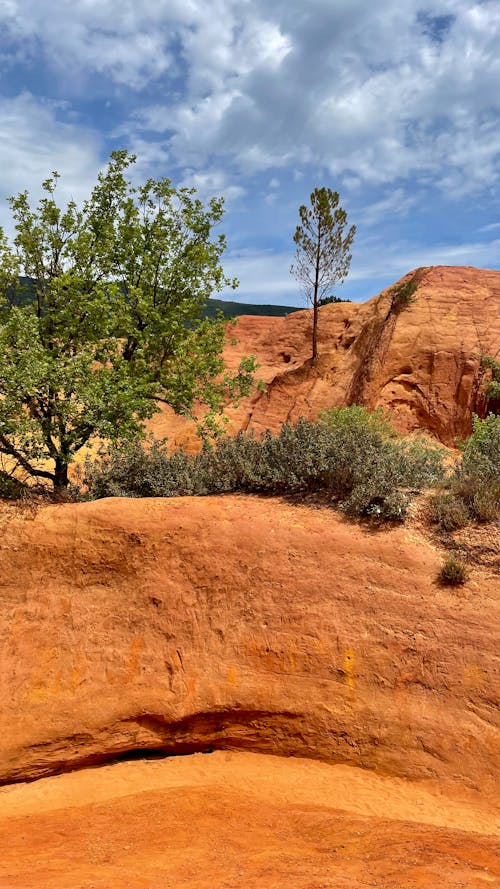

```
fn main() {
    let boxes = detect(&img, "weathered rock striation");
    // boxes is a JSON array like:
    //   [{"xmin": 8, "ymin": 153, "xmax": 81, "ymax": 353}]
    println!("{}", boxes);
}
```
[
  {"xmin": 150, "ymin": 265, "xmax": 500, "ymax": 449},
  {"xmin": 1, "ymin": 495, "xmax": 498, "ymax": 793}
]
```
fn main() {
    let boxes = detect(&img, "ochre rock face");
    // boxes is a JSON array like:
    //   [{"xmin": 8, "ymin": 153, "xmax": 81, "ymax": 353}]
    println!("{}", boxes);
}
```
[
  {"xmin": 150, "ymin": 265, "xmax": 500, "ymax": 449},
  {"xmin": 1, "ymin": 753, "xmax": 500, "ymax": 889},
  {"xmin": 1, "ymin": 495, "xmax": 498, "ymax": 794}
]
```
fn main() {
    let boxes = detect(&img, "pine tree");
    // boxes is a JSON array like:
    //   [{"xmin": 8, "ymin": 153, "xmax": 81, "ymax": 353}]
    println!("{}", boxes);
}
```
[{"xmin": 291, "ymin": 188, "xmax": 355, "ymax": 360}]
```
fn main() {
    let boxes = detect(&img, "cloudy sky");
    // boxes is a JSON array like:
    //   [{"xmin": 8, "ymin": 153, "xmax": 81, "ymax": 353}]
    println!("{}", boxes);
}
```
[{"xmin": 0, "ymin": 0, "xmax": 499, "ymax": 304}]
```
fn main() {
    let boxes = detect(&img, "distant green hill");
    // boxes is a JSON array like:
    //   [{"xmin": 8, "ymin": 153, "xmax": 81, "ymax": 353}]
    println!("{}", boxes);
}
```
[
  {"xmin": 204, "ymin": 298, "xmax": 301, "ymax": 318},
  {"xmin": 7, "ymin": 278, "xmax": 301, "ymax": 319}
]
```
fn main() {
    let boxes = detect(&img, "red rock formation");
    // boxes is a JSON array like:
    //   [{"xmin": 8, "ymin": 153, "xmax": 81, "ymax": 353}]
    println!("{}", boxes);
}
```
[
  {"xmin": 150, "ymin": 266, "xmax": 500, "ymax": 449},
  {"xmin": 1, "ymin": 495, "xmax": 498, "ymax": 797}
]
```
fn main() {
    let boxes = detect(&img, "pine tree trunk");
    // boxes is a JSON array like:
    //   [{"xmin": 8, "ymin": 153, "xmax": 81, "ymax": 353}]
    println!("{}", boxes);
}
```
[
  {"xmin": 312, "ymin": 222, "xmax": 321, "ymax": 362},
  {"xmin": 312, "ymin": 290, "xmax": 319, "ymax": 361}
]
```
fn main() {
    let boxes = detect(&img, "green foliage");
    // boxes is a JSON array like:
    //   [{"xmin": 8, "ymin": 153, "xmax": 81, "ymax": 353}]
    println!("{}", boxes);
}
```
[
  {"xmin": 456, "ymin": 414, "xmax": 500, "ymax": 520},
  {"xmin": 461, "ymin": 413, "xmax": 500, "ymax": 470},
  {"xmin": 203, "ymin": 298, "xmax": 302, "ymax": 318},
  {"xmin": 481, "ymin": 355, "xmax": 500, "ymax": 406},
  {"xmin": 290, "ymin": 187, "xmax": 355, "ymax": 360},
  {"xmin": 317, "ymin": 295, "xmax": 351, "ymax": 306},
  {"xmin": 81, "ymin": 440, "xmax": 196, "ymax": 500},
  {"xmin": 0, "ymin": 151, "xmax": 256, "ymax": 489},
  {"xmin": 10, "ymin": 279, "xmax": 301, "ymax": 321},
  {"xmin": 439, "ymin": 555, "xmax": 469, "ymax": 586},
  {"xmin": 431, "ymin": 414, "xmax": 500, "ymax": 527},
  {"xmin": 85, "ymin": 409, "xmax": 444, "ymax": 521},
  {"xmin": 319, "ymin": 405, "xmax": 396, "ymax": 439},
  {"xmin": 0, "ymin": 470, "xmax": 26, "ymax": 500},
  {"xmin": 389, "ymin": 276, "xmax": 418, "ymax": 312},
  {"xmin": 469, "ymin": 490, "xmax": 499, "ymax": 523}
]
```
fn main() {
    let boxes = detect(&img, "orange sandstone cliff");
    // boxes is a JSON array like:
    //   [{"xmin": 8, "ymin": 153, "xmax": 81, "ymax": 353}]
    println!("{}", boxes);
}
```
[
  {"xmin": 150, "ymin": 265, "xmax": 500, "ymax": 449},
  {"xmin": 1, "ymin": 495, "xmax": 498, "ymax": 796}
]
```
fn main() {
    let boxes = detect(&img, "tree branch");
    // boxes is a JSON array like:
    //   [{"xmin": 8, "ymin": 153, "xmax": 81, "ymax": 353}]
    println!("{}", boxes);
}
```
[{"xmin": 0, "ymin": 434, "xmax": 55, "ymax": 482}]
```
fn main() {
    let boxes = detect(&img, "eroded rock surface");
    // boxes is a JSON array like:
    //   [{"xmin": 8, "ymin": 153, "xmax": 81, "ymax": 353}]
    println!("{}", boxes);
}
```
[
  {"xmin": 1, "ymin": 495, "xmax": 498, "ymax": 794},
  {"xmin": 1, "ymin": 752, "xmax": 499, "ymax": 889},
  {"xmin": 150, "ymin": 265, "xmax": 500, "ymax": 449}
]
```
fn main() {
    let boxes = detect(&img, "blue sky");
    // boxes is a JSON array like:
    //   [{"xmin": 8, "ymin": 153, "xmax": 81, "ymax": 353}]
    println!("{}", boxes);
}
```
[{"xmin": 0, "ymin": 0, "xmax": 499, "ymax": 305}]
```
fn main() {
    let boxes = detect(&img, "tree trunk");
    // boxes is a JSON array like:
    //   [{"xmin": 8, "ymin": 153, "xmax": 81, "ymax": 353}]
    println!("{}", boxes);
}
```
[
  {"xmin": 312, "ymin": 221, "xmax": 321, "ymax": 362},
  {"xmin": 54, "ymin": 457, "xmax": 69, "ymax": 492},
  {"xmin": 312, "ymin": 289, "xmax": 319, "ymax": 361}
]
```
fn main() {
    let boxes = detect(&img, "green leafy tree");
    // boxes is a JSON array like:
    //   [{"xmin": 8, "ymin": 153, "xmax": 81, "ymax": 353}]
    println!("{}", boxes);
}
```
[
  {"xmin": 291, "ymin": 188, "xmax": 355, "ymax": 361},
  {"xmin": 0, "ymin": 150, "xmax": 256, "ymax": 491}
]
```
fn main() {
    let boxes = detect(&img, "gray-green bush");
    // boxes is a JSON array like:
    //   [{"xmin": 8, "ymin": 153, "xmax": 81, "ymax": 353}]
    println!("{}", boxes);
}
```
[
  {"xmin": 85, "ymin": 408, "xmax": 444, "ymax": 520},
  {"xmin": 431, "ymin": 414, "xmax": 500, "ymax": 528}
]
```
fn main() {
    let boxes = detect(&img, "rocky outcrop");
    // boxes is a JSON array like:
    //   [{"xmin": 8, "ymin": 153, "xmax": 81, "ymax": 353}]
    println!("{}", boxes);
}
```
[
  {"xmin": 150, "ymin": 266, "xmax": 500, "ymax": 449},
  {"xmin": 1, "ymin": 495, "xmax": 498, "ymax": 793}
]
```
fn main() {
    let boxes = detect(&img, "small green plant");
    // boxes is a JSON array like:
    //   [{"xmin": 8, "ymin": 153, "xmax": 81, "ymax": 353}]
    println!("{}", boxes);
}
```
[
  {"xmin": 471, "ymin": 490, "xmax": 498, "ymax": 523},
  {"xmin": 389, "ymin": 277, "xmax": 418, "ymax": 312},
  {"xmin": 439, "ymin": 555, "xmax": 469, "ymax": 586},
  {"xmin": 481, "ymin": 355, "xmax": 500, "ymax": 406}
]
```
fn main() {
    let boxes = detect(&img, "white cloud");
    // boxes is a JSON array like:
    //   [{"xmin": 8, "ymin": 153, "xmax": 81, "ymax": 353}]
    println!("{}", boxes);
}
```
[
  {"xmin": 349, "ymin": 236, "xmax": 500, "ymax": 283},
  {"xmin": 359, "ymin": 189, "xmax": 418, "ymax": 227},
  {"xmin": 180, "ymin": 168, "xmax": 245, "ymax": 202},
  {"xmin": 146, "ymin": 0, "xmax": 500, "ymax": 192},
  {"xmin": 1, "ymin": 0, "xmax": 499, "ymax": 307},
  {"xmin": 478, "ymin": 221, "xmax": 500, "ymax": 233},
  {"xmin": 0, "ymin": 0, "xmax": 180, "ymax": 88},
  {"xmin": 3, "ymin": 1, "xmax": 498, "ymax": 194},
  {"xmin": 222, "ymin": 234, "xmax": 500, "ymax": 305},
  {"xmin": 0, "ymin": 93, "xmax": 101, "ymax": 232},
  {"xmin": 222, "ymin": 248, "xmax": 296, "ymax": 303}
]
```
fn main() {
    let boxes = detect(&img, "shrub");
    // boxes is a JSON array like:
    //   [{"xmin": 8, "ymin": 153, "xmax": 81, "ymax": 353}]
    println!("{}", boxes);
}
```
[
  {"xmin": 85, "ymin": 409, "xmax": 444, "ymax": 521},
  {"xmin": 439, "ymin": 555, "xmax": 469, "ymax": 586},
  {"xmin": 318, "ymin": 406, "xmax": 443, "ymax": 517},
  {"xmin": 471, "ymin": 490, "xmax": 498, "ymax": 523},
  {"xmin": 452, "ymin": 414, "xmax": 499, "ymax": 522},
  {"xmin": 319, "ymin": 405, "xmax": 396, "ymax": 439},
  {"xmin": 431, "ymin": 492, "xmax": 470, "ymax": 531},
  {"xmin": 431, "ymin": 415, "xmax": 500, "ymax": 529},
  {"xmin": 82, "ymin": 441, "xmax": 199, "ymax": 500},
  {"xmin": 481, "ymin": 355, "xmax": 500, "ymax": 405},
  {"xmin": 460, "ymin": 414, "xmax": 500, "ymax": 475},
  {"xmin": 389, "ymin": 277, "xmax": 418, "ymax": 312}
]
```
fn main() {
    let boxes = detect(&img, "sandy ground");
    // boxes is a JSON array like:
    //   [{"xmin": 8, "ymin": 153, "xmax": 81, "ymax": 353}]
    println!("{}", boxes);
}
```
[{"xmin": 1, "ymin": 751, "xmax": 499, "ymax": 889}]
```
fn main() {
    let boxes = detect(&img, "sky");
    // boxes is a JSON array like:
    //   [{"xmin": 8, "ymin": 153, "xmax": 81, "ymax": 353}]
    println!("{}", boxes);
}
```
[{"xmin": 0, "ymin": 0, "xmax": 499, "ymax": 305}]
